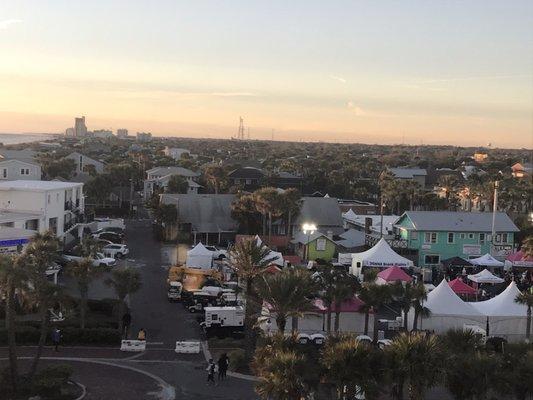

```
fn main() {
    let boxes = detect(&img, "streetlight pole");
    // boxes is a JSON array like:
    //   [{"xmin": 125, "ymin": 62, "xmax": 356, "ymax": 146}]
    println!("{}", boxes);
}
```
[{"xmin": 302, "ymin": 223, "xmax": 317, "ymax": 263}]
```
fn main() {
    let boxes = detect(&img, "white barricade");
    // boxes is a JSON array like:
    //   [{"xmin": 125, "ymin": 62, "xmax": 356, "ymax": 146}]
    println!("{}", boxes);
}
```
[
  {"xmin": 175, "ymin": 341, "xmax": 201, "ymax": 354},
  {"xmin": 120, "ymin": 340, "xmax": 146, "ymax": 352}
]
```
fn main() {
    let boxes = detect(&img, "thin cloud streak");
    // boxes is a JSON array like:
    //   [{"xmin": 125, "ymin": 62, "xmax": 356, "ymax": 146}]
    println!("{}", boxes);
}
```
[
  {"xmin": 415, "ymin": 74, "xmax": 532, "ymax": 84},
  {"xmin": 0, "ymin": 19, "xmax": 22, "ymax": 30},
  {"xmin": 330, "ymin": 75, "xmax": 347, "ymax": 84}
]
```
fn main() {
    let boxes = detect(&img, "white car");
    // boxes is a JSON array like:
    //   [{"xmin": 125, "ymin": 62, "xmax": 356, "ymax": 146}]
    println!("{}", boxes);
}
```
[
  {"xmin": 103, "ymin": 244, "xmax": 129, "ymax": 259},
  {"xmin": 63, "ymin": 252, "xmax": 116, "ymax": 267}
]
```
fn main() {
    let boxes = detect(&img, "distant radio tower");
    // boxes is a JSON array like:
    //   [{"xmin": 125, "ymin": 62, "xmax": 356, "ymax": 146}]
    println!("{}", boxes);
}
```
[
  {"xmin": 237, "ymin": 117, "xmax": 245, "ymax": 140},
  {"xmin": 247, "ymin": 127, "xmax": 250, "ymax": 140}
]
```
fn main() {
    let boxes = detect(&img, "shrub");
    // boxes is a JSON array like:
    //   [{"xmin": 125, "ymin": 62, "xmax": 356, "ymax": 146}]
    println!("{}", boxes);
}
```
[
  {"xmin": 32, "ymin": 364, "xmax": 73, "ymax": 398},
  {"xmin": 228, "ymin": 349, "xmax": 247, "ymax": 373},
  {"xmin": 0, "ymin": 327, "xmax": 121, "ymax": 346},
  {"xmin": 87, "ymin": 298, "xmax": 118, "ymax": 316}
]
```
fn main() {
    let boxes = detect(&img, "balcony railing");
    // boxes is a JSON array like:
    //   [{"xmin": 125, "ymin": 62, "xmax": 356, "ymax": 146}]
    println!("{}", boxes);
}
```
[{"xmin": 365, "ymin": 234, "xmax": 408, "ymax": 249}]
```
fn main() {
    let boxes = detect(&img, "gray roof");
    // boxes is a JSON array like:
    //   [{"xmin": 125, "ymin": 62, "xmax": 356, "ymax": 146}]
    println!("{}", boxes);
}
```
[
  {"xmin": 295, "ymin": 197, "xmax": 344, "ymax": 234},
  {"xmin": 0, "ymin": 149, "xmax": 38, "ymax": 163},
  {"xmin": 292, "ymin": 231, "xmax": 332, "ymax": 245},
  {"xmin": 147, "ymin": 166, "xmax": 200, "ymax": 177},
  {"xmin": 399, "ymin": 211, "xmax": 519, "ymax": 232},
  {"xmin": 389, "ymin": 168, "xmax": 427, "ymax": 178},
  {"xmin": 160, "ymin": 194, "xmax": 237, "ymax": 233}
]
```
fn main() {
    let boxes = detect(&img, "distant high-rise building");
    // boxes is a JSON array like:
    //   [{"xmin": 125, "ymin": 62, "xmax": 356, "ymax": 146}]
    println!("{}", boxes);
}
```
[
  {"xmin": 74, "ymin": 116, "xmax": 88, "ymax": 137},
  {"xmin": 136, "ymin": 132, "xmax": 152, "ymax": 142},
  {"xmin": 117, "ymin": 129, "xmax": 128, "ymax": 139},
  {"xmin": 65, "ymin": 127, "xmax": 75, "ymax": 137}
]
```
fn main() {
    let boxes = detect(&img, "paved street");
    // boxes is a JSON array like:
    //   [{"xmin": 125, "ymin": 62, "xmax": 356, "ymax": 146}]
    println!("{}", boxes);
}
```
[{"xmin": 1, "ymin": 218, "xmax": 257, "ymax": 400}]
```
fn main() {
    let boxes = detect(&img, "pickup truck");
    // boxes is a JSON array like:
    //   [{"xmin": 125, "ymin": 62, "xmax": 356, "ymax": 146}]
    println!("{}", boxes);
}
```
[{"xmin": 63, "ymin": 252, "xmax": 117, "ymax": 267}]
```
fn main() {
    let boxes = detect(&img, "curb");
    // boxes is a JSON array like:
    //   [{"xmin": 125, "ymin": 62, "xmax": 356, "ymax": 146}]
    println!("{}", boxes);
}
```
[
  {"xmin": 72, "ymin": 380, "xmax": 87, "ymax": 400},
  {"xmin": 201, "ymin": 341, "xmax": 259, "ymax": 382}
]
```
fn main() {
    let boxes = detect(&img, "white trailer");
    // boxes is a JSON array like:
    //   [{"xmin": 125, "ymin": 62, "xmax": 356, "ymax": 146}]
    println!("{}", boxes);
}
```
[{"xmin": 201, "ymin": 306, "xmax": 245, "ymax": 338}]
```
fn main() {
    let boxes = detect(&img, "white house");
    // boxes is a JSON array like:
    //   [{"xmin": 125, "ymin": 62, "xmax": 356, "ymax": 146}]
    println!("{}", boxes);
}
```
[
  {"xmin": 0, "ymin": 159, "xmax": 42, "ymax": 181},
  {"xmin": 0, "ymin": 180, "xmax": 84, "ymax": 240},
  {"xmin": 143, "ymin": 166, "xmax": 201, "ymax": 197},
  {"xmin": 164, "ymin": 147, "xmax": 191, "ymax": 160},
  {"xmin": 65, "ymin": 152, "xmax": 105, "ymax": 175}
]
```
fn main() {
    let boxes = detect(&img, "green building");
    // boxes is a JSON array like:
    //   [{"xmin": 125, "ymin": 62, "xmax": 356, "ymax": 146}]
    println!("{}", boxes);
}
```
[
  {"xmin": 393, "ymin": 211, "xmax": 519, "ymax": 267},
  {"xmin": 293, "ymin": 231, "xmax": 337, "ymax": 262}
]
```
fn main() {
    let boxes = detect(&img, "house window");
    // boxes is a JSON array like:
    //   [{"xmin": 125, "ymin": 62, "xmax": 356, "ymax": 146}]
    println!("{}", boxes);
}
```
[
  {"xmin": 316, "ymin": 238, "xmax": 327, "ymax": 251},
  {"xmin": 410, "ymin": 231, "xmax": 418, "ymax": 240},
  {"xmin": 245, "ymin": 179, "xmax": 252, "ymax": 185},
  {"xmin": 460, "ymin": 233, "xmax": 466, "ymax": 239},
  {"xmin": 2, "ymin": 169, "xmax": 6, "ymax": 178},
  {"xmin": 468, "ymin": 233, "xmax": 475, "ymax": 240},
  {"xmin": 424, "ymin": 232, "xmax": 437, "ymax": 244},
  {"xmin": 47, "ymin": 194, "xmax": 51, "ymax": 204},
  {"xmin": 495, "ymin": 234, "xmax": 501, "ymax": 243},
  {"xmin": 424, "ymin": 255, "xmax": 440, "ymax": 265},
  {"xmin": 20, "ymin": 168, "xmax": 25, "ymax": 175},
  {"xmin": 447, "ymin": 233, "xmax": 454, "ymax": 244},
  {"xmin": 479, "ymin": 233, "xmax": 486, "ymax": 244},
  {"xmin": 498, "ymin": 233, "xmax": 509, "ymax": 244}
]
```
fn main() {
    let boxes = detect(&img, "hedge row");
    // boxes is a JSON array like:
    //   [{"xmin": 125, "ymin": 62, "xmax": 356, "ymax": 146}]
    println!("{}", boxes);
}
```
[{"xmin": 0, "ymin": 326, "xmax": 121, "ymax": 345}]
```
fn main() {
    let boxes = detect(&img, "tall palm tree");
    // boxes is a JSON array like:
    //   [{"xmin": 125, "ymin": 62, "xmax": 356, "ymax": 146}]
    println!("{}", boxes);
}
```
[
  {"xmin": 105, "ymin": 267, "xmax": 142, "ymax": 332},
  {"xmin": 22, "ymin": 231, "xmax": 61, "ymax": 381},
  {"xmin": 386, "ymin": 332, "xmax": 443, "ymax": 400},
  {"xmin": 67, "ymin": 258, "xmax": 102, "ymax": 328},
  {"xmin": 281, "ymin": 188, "xmax": 302, "ymax": 237},
  {"xmin": 314, "ymin": 265, "xmax": 359, "ymax": 333},
  {"xmin": 410, "ymin": 284, "xmax": 428, "ymax": 331},
  {"xmin": 0, "ymin": 254, "xmax": 26, "ymax": 393},
  {"xmin": 256, "ymin": 268, "xmax": 316, "ymax": 333},
  {"xmin": 204, "ymin": 165, "xmax": 226, "ymax": 194},
  {"xmin": 229, "ymin": 237, "xmax": 277, "ymax": 362},
  {"xmin": 515, "ymin": 288, "xmax": 533, "ymax": 341},
  {"xmin": 364, "ymin": 283, "xmax": 393, "ymax": 343}
]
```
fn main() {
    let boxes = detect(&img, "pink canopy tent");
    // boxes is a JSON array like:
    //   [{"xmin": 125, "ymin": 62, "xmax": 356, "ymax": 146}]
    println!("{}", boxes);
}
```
[
  {"xmin": 376, "ymin": 266, "xmax": 413, "ymax": 284},
  {"xmin": 448, "ymin": 278, "xmax": 477, "ymax": 295},
  {"xmin": 505, "ymin": 251, "xmax": 533, "ymax": 269}
]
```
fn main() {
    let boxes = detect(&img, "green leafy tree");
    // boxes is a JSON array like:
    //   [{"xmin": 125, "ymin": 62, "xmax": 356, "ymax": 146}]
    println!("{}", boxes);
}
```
[
  {"xmin": 67, "ymin": 258, "xmax": 102, "ymax": 328},
  {"xmin": 105, "ymin": 267, "xmax": 142, "ymax": 332},
  {"xmin": 84, "ymin": 175, "xmax": 113, "ymax": 206},
  {"xmin": 204, "ymin": 165, "xmax": 226, "ymax": 194},
  {"xmin": 166, "ymin": 175, "xmax": 189, "ymax": 193}
]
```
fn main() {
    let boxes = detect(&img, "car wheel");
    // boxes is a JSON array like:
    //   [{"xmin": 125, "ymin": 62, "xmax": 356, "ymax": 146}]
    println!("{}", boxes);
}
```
[{"xmin": 99, "ymin": 263, "xmax": 106, "ymax": 267}]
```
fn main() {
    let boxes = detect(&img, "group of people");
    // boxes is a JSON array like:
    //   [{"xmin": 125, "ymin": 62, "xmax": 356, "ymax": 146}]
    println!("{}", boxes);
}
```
[{"xmin": 206, "ymin": 354, "xmax": 229, "ymax": 385}]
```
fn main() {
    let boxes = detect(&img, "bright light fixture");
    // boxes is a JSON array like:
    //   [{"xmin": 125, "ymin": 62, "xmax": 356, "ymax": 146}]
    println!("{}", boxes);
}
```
[{"xmin": 302, "ymin": 223, "xmax": 317, "ymax": 234}]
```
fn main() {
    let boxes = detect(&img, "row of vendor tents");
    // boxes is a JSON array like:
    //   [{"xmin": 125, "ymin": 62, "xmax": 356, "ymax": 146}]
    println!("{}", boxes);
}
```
[{"xmin": 410, "ymin": 279, "xmax": 529, "ymax": 342}]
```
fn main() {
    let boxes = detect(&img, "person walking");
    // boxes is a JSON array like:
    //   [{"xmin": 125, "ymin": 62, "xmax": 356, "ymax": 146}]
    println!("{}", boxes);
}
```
[
  {"xmin": 51, "ymin": 327, "xmax": 61, "ymax": 352},
  {"xmin": 206, "ymin": 359, "xmax": 217, "ymax": 385},
  {"xmin": 217, "ymin": 353, "xmax": 229, "ymax": 381},
  {"xmin": 137, "ymin": 328, "xmax": 146, "ymax": 341},
  {"xmin": 122, "ymin": 312, "xmax": 132, "ymax": 339}
]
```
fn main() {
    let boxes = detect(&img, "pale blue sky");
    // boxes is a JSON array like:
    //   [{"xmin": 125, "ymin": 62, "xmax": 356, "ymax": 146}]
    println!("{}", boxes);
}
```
[{"xmin": 1, "ymin": 1, "xmax": 532, "ymax": 146}]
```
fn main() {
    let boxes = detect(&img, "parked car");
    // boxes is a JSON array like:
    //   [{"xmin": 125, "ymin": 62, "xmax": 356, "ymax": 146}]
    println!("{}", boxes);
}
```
[
  {"xmin": 103, "ymin": 244, "xmax": 129, "ymax": 259},
  {"xmin": 96, "ymin": 239, "xmax": 114, "ymax": 247},
  {"xmin": 63, "ymin": 252, "xmax": 116, "ymax": 267},
  {"xmin": 92, "ymin": 231, "xmax": 123, "ymax": 243}
]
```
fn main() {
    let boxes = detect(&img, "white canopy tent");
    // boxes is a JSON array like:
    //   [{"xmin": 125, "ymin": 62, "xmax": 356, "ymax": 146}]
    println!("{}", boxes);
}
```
[
  {"xmin": 467, "ymin": 269, "xmax": 504, "ymax": 284},
  {"xmin": 409, "ymin": 279, "xmax": 485, "ymax": 333},
  {"xmin": 350, "ymin": 238, "xmax": 413, "ymax": 276},
  {"xmin": 469, "ymin": 282, "xmax": 528, "ymax": 342},
  {"xmin": 185, "ymin": 242, "xmax": 214, "ymax": 269},
  {"xmin": 469, "ymin": 253, "xmax": 504, "ymax": 268}
]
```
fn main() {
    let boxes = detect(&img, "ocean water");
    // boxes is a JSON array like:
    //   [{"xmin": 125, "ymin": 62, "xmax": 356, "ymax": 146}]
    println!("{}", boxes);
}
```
[{"xmin": 0, "ymin": 133, "xmax": 56, "ymax": 145}]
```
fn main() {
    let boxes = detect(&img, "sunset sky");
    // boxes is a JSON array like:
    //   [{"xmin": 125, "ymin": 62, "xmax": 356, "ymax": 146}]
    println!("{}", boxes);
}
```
[{"xmin": 0, "ymin": 1, "xmax": 532, "ymax": 147}]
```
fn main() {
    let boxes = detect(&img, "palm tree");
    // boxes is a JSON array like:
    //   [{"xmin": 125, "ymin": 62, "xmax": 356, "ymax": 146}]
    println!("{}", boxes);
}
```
[
  {"xmin": 204, "ymin": 165, "xmax": 226, "ymax": 194},
  {"xmin": 21, "ymin": 231, "xmax": 61, "ymax": 381},
  {"xmin": 386, "ymin": 332, "xmax": 443, "ymax": 400},
  {"xmin": 0, "ymin": 254, "xmax": 26, "ymax": 393},
  {"xmin": 229, "ymin": 237, "xmax": 277, "ymax": 362},
  {"xmin": 256, "ymin": 267, "xmax": 316, "ymax": 333},
  {"xmin": 281, "ymin": 188, "xmax": 302, "ymax": 237},
  {"xmin": 515, "ymin": 288, "xmax": 533, "ymax": 341},
  {"xmin": 410, "ymin": 284, "xmax": 428, "ymax": 331},
  {"xmin": 363, "ymin": 283, "xmax": 393, "ymax": 342},
  {"xmin": 314, "ymin": 265, "xmax": 359, "ymax": 333},
  {"xmin": 322, "ymin": 335, "xmax": 385, "ymax": 400},
  {"xmin": 254, "ymin": 337, "xmax": 308, "ymax": 400},
  {"xmin": 105, "ymin": 267, "xmax": 142, "ymax": 332},
  {"xmin": 67, "ymin": 258, "xmax": 102, "ymax": 328}
]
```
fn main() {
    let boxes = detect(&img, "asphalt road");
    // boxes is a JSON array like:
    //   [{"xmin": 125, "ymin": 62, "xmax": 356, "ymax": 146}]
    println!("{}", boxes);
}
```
[{"xmin": 126, "ymin": 219, "xmax": 200, "ymax": 346}]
